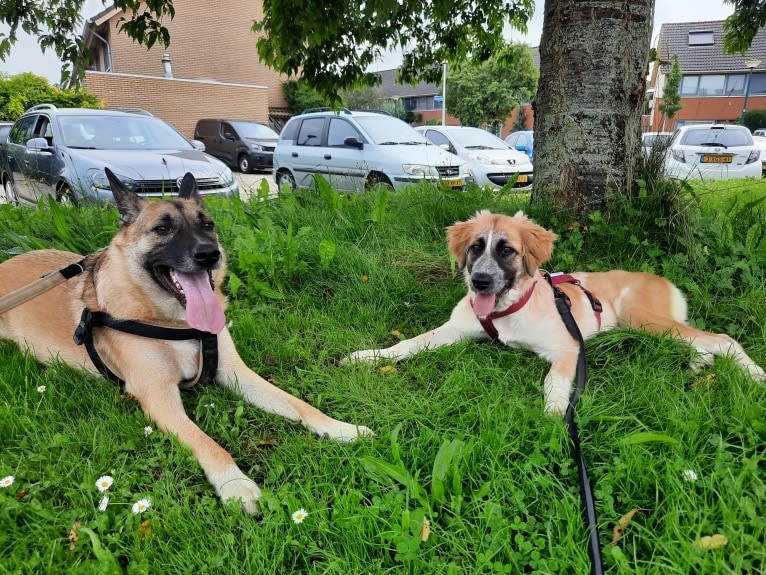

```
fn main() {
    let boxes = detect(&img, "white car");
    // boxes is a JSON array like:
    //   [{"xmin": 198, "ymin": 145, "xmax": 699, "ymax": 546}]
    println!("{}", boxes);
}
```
[
  {"xmin": 664, "ymin": 124, "xmax": 761, "ymax": 180},
  {"xmin": 417, "ymin": 125, "xmax": 534, "ymax": 190},
  {"xmin": 273, "ymin": 110, "xmax": 471, "ymax": 192},
  {"xmin": 752, "ymin": 135, "xmax": 766, "ymax": 177}
]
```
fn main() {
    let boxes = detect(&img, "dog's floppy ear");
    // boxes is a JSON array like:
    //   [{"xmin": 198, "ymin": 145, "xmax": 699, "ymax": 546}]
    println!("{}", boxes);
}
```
[
  {"xmin": 105, "ymin": 167, "xmax": 146, "ymax": 226},
  {"xmin": 178, "ymin": 172, "xmax": 201, "ymax": 205},
  {"xmin": 516, "ymin": 213, "xmax": 557, "ymax": 276},
  {"xmin": 446, "ymin": 219, "xmax": 474, "ymax": 268}
]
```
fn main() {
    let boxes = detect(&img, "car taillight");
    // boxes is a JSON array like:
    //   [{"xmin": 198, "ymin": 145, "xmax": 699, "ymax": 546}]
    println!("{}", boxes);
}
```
[
  {"xmin": 746, "ymin": 150, "xmax": 761, "ymax": 164},
  {"xmin": 671, "ymin": 149, "xmax": 685, "ymax": 163}
]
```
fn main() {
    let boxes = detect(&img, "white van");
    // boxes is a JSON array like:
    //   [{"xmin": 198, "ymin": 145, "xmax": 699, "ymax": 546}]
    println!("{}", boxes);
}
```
[{"xmin": 273, "ymin": 110, "xmax": 472, "ymax": 192}]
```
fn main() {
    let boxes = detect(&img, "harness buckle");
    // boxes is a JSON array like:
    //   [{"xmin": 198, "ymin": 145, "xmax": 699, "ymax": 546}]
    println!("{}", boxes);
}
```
[{"xmin": 73, "ymin": 308, "xmax": 93, "ymax": 345}]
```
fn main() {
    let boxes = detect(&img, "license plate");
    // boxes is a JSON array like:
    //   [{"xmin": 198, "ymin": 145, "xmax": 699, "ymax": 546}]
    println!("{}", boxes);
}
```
[
  {"xmin": 517, "ymin": 174, "xmax": 529, "ymax": 183},
  {"xmin": 443, "ymin": 178, "xmax": 461, "ymax": 187},
  {"xmin": 701, "ymin": 155, "xmax": 732, "ymax": 163}
]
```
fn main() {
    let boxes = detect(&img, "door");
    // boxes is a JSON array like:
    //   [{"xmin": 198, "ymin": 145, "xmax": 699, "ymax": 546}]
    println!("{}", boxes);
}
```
[
  {"xmin": 219, "ymin": 122, "xmax": 239, "ymax": 166},
  {"xmin": 25, "ymin": 115, "xmax": 58, "ymax": 201},
  {"xmin": 325, "ymin": 117, "xmax": 367, "ymax": 191},
  {"xmin": 291, "ymin": 117, "xmax": 328, "ymax": 187},
  {"xmin": 5, "ymin": 115, "xmax": 37, "ymax": 203}
]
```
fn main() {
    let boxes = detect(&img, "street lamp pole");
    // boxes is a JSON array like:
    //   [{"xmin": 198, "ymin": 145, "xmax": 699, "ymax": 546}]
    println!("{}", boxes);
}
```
[
  {"xmin": 740, "ymin": 59, "xmax": 762, "ymax": 125},
  {"xmin": 441, "ymin": 61, "xmax": 447, "ymax": 126}
]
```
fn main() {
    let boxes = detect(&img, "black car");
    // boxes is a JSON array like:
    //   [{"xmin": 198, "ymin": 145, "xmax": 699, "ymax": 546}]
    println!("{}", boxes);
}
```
[{"xmin": 194, "ymin": 119, "xmax": 279, "ymax": 173}]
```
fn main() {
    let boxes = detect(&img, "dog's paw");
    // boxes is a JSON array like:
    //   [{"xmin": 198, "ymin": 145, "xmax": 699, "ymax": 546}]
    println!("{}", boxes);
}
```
[
  {"xmin": 343, "ymin": 349, "xmax": 380, "ymax": 363},
  {"xmin": 746, "ymin": 363, "xmax": 766, "ymax": 383},
  {"xmin": 544, "ymin": 397, "xmax": 569, "ymax": 417},
  {"xmin": 211, "ymin": 465, "xmax": 262, "ymax": 514},
  {"xmin": 316, "ymin": 420, "xmax": 375, "ymax": 442}
]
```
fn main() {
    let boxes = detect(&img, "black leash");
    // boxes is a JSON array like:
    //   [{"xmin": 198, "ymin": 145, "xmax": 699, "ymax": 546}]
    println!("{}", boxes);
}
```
[
  {"xmin": 73, "ymin": 308, "xmax": 219, "ymax": 388},
  {"xmin": 550, "ymin": 285, "xmax": 604, "ymax": 575}
]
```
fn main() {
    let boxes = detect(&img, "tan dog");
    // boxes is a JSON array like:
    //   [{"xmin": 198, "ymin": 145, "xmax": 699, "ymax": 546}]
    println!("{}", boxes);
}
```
[
  {"xmin": 0, "ymin": 169, "xmax": 370, "ymax": 513},
  {"xmin": 348, "ymin": 210, "xmax": 765, "ymax": 413}
]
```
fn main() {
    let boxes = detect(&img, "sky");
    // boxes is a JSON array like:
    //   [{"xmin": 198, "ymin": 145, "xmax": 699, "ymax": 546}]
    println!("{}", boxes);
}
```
[{"xmin": 0, "ymin": 1, "xmax": 737, "ymax": 83}]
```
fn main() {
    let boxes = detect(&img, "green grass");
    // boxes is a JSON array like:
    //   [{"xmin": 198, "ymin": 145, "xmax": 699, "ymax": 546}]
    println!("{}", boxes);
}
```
[{"xmin": 1, "ymin": 178, "xmax": 765, "ymax": 574}]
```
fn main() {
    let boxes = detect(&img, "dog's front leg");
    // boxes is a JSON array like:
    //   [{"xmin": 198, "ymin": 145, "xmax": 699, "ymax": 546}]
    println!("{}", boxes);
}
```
[
  {"xmin": 346, "ymin": 298, "xmax": 483, "ymax": 363},
  {"xmin": 127, "ymin": 376, "xmax": 261, "ymax": 513},
  {"xmin": 542, "ymin": 347, "xmax": 580, "ymax": 415},
  {"xmin": 215, "ymin": 329, "xmax": 373, "ymax": 441}
]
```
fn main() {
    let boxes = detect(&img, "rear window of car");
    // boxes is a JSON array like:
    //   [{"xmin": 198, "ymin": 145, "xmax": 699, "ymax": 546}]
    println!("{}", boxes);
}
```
[{"xmin": 680, "ymin": 128, "xmax": 752, "ymax": 147}]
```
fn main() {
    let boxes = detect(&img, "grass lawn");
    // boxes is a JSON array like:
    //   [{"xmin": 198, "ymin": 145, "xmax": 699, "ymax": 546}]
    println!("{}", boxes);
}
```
[{"xmin": 1, "ymin": 177, "xmax": 765, "ymax": 574}]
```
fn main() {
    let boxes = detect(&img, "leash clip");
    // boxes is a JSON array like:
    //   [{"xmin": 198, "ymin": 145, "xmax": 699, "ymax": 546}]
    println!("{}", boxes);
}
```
[{"xmin": 73, "ymin": 308, "xmax": 93, "ymax": 345}]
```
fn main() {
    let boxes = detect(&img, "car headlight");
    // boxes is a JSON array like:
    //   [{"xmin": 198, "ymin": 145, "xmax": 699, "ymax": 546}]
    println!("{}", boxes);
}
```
[
  {"xmin": 250, "ymin": 143, "xmax": 264, "ymax": 151},
  {"xmin": 220, "ymin": 166, "xmax": 235, "ymax": 185},
  {"xmin": 403, "ymin": 164, "xmax": 439, "ymax": 178},
  {"xmin": 746, "ymin": 150, "xmax": 761, "ymax": 165},
  {"xmin": 88, "ymin": 169, "xmax": 139, "ymax": 192},
  {"xmin": 459, "ymin": 164, "xmax": 473, "ymax": 180},
  {"xmin": 670, "ymin": 149, "xmax": 685, "ymax": 163}
]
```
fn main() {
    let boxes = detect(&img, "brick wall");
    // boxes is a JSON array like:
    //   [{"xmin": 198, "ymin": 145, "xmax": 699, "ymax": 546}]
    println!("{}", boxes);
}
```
[
  {"xmin": 104, "ymin": 0, "xmax": 288, "ymax": 108},
  {"xmin": 83, "ymin": 71, "xmax": 269, "ymax": 138},
  {"xmin": 650, "ymin": 95, "xmax": 766, "ymax": 131}
]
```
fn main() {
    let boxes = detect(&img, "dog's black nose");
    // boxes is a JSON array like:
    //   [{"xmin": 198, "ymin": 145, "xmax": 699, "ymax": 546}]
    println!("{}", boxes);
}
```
[
  {"xmin": 193, "ymin": 245, "xmax": 220, "ymax": 268},
  {"xmin": 471, "ymin": 272, "xmax": 493, "ymax": 292}
]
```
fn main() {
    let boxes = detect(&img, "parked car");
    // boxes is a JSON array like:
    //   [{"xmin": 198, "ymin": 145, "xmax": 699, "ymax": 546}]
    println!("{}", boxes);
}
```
[
  {"xmin": 641, "ymin": 131, "xmax": 673, "ymax": 155},
  {"xmin": 194, "ymin": 119, "xmax": 279, "ymax": 173},
  {"xmin": 273, "ymin": 109, "xmax": 471, "ymax": 192},
  {"xmin": 664, "ymin": 124, "xmax": 761, "ymax": 180},
  {"xmin": 416, "ymin": 125, "xmax": 533, "ymax": 190},
  {"xmin": 753, "ymin": 128, "xmax": 766, "ymax": 137},
  {"xmin": 504, "ymin": 130, "xmax": 534, "ymax": 163},
  {"xmin": 1, "ymin": 104, "xmax": 238, "ymax": 206},
  {"xmin": 753, "ymin": 135, "xmax": 766, "ymax": 176}
]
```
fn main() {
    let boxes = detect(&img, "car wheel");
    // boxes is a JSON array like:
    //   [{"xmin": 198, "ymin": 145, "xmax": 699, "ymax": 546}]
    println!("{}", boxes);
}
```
[
  {"xmin": 3, "ymin": 175, "xmax": 18, "ymax": 205},
  {"xmin": 238, "ymin": 154, "xmax": 251, "ymax": 173},
  {"xmin": 365, "ymin": 172, "xmax": 394, "ymax": 191},
  {"xmin": 275, "ymin": 170, "xmax": 296, "ymax": 192},
  {"xmin": 56, "ymin": 184, "xmax": 77, "ymax": 205}
]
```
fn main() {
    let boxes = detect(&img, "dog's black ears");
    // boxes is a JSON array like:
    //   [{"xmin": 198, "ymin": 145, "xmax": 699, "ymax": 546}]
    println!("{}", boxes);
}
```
[
  {"xmin": 178, "ymin": 172, "xmax": 201, "ymax": 204},
  {"xmin": 105, "ymin": 167, "xmax": 146, "ymax": 226}
]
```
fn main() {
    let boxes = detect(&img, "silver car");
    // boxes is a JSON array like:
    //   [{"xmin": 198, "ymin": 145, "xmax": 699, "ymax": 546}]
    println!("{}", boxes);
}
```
[{"xmin": 1, "ymin": 105, "xmax": 238, "ymax": 206}]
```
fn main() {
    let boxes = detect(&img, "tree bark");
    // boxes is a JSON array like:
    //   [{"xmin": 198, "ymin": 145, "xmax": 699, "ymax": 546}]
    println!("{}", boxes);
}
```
[{"xmin": 532, "ymin": 0, "xmax": 654, "ymax": 214}]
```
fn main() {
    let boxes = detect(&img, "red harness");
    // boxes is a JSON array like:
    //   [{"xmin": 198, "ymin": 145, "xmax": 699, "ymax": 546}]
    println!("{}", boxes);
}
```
[{"xmin": 475, "ymin": 272, "xmax": 602, "ymax": 340}]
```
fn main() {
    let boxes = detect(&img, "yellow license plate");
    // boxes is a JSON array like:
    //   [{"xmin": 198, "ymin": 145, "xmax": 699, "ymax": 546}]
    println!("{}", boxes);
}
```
[
  {"xmin": 443, "ymin": 178, "xmax": 461, "ymax": 187},
  {"xmin": 702, "ymin": 155, "xmax": 732, "ymax": 163},
  {"xmin": 517, "ymin": 174, "xmax": 529, "ymax": 183}
]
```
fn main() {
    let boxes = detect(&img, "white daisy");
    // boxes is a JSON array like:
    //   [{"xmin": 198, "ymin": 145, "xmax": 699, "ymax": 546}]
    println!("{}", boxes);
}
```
[
  {"xmin": 132, "ymin": 498, "xmax": 152, "ymax": 514},
  {"xmin": 98, "ymin": 495, "xmax": 110, "ymax": 512},
  {"xmin": 682, "ymin": 469, "xmax": 699, "ymax": 482},
  {"xmin": 95, "ymin": 475, "xmax": 114, "ymax": 492},
  {"xmin": 37, "ymin": 385, "xmax": 46, "ymax": 393},
  {"xmin": 143, "ymin": 426, "xmax": 153, "ymax": 437},
  {"xmin": 0, "ymin": 476, "xmax": 14, "ymax": 488},
  {"xmin": 292, "ymin": 508, "xmax": 308, "ymax": 524}
]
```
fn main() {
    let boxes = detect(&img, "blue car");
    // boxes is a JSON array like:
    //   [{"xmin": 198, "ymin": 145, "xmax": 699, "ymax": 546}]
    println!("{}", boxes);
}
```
[{"xmin": 504, "ymin": 130, "xmax": 534, "ymax": 163}]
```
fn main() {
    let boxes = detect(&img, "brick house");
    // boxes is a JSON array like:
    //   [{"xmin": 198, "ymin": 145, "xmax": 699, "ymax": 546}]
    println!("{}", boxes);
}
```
[
  {"xmin": 80, "ymin": 0, "xmax": 289, "ymax": 138},
  {"xmin": 647, "ymin": 20, "xmax": 766, "ymax": 132}
]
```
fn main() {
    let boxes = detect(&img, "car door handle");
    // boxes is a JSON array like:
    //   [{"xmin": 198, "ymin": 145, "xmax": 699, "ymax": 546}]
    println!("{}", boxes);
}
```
[
  {"xmin": 324, "ymin": 154, "xmax": 332, "ymax": 160},
  {"xmin": 291, "ymin": 152, "xmax": 298, "ymax": 157}
]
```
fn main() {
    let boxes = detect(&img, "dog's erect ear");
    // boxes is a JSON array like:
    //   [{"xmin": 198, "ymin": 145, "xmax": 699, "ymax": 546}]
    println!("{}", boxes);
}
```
[
  {"xmin": 446, "ymin": 219, "xmax": 474, "ymax": 268},
  {"xmin": 178, "ymin": 172, "xmax": 201, "ymax": 204},
  {"xmin": 517, "ymin": 215, "xmax": 557, "ymax": 276},
  {"xmin": 105, "ymin": 167, "xmax": 146, "ymax": 226}
]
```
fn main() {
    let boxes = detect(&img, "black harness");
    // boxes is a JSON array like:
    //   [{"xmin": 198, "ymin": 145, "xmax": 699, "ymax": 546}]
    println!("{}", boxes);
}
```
[
  {"xmin": 55, "ymin": 258, "xmax": 218, "ymax": 389},
  {"xmin": 73, "ymin": 308, "xmax": 219, "ymax": 388}
]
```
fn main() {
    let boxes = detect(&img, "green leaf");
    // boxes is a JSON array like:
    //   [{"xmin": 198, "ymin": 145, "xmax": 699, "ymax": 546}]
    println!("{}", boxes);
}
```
[{"xmin": 617, "ymin": 432, "xmax": 679, "ymax": 446}]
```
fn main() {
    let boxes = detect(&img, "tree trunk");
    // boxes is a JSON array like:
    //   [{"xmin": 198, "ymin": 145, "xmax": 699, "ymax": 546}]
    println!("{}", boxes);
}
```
[{"xmin": 532, "ymin": 0, "xmax": 654, "ymax": 214}]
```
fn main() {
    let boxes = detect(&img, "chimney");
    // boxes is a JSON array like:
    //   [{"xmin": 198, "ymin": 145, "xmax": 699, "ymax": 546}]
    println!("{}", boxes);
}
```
[{"xmin": 162, "ymin": 53, "xmax": 173, "ymax": 78}]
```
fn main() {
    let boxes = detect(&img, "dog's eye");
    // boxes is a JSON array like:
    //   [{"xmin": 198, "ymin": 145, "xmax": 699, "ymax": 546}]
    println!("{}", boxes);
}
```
[
  {"xmin": 202, "ymin": 221, "xmax": 215, "ymax": 231},
  {"xmin": 153, "ymin": 225, "xmax": 171, "ymax": 236},
  {"xmin": 469, "ymin": 243, "xmax": 484, "ymax": 255},
  {"xmin": 500, "ymin": 245, "xmax": 515, "ymax": 256}
]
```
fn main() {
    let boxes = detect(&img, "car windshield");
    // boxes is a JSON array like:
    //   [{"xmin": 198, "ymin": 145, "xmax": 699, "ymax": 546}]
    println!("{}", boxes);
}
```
[
  {"xmin": 58, "ymin": 114, "xmax": 192, "ymax": 150},
  {"xmin": 680, "ymin": 128, "xmax": 752, "ymax": 147},
  {"xmin": 231, "ymin": 121, "xmax": 279, "ymax": 139},
  {"xmin": 353, "ymin": 116, "xmax": 428, "ymax": 145},
  {"xmin": 450, "ymin": 128, "xmax": 509, "ymax": 150}
]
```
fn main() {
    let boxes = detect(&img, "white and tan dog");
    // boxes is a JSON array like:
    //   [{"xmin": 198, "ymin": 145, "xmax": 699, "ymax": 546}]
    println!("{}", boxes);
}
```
[
  {"xmin": 0, "ymin": 169, "xmax": 370, "ymax": 513},
  {"xmin": 348, "ymin": 210, "xmax": 765, "ymax": 413}
]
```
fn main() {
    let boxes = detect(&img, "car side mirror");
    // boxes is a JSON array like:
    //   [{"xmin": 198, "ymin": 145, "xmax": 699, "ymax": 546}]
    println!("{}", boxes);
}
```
[
  {"xmin": 344, "ymin": 137, "xmax": 364, "ymax": 149},
  {"xmin": 27, "ymin": 137, "xmax": 53, "ymax": 152},
  {"xmin": 190, "ymin": 139, "xmax": 206, "ymax": 151}
]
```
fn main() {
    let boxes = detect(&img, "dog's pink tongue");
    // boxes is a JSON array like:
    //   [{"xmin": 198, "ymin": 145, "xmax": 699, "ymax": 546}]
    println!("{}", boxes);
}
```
[
  {"xmin": 472, "ymin": 293, "xmax": 497, "ymax": 318},
  {"xmin": 174, "ymin": 271, "xmax": 225, "ymax": 334}
]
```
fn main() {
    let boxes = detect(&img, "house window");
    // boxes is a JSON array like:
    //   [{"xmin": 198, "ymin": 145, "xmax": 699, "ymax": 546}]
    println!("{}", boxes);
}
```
[
  {"xmin": 748, "ymin": 72, "xmax": 766, "ymax": 95},
  {"xmin": 698, "ymin": 75, "xmax": 725, "ymax": 96},
  {"xmin": 681, "ymin": 76, "xmax": 699, "ymax": 95},
  {"xmin": 688, "ymin": 31, "xmax": 714, "ymax": 45},
  {"xmin": 725, "ymin": 74, "xmax": 746, "ymax": 95}
]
